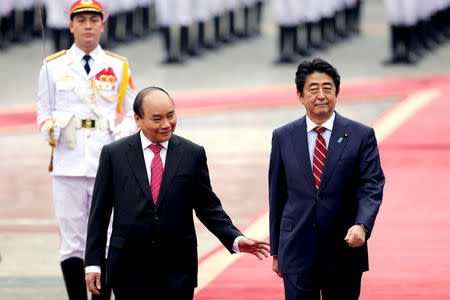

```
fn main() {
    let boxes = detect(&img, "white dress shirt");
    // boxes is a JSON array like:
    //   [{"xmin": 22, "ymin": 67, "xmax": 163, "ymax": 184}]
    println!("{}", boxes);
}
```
[{"xmin": 306, "ymin": 112, "xmax": 335, "ymax": 169}]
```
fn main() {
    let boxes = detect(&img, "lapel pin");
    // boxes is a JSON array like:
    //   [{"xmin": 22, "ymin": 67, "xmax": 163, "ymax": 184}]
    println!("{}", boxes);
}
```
[{"xmin": 337, "ymin": 137, "xmax": 343, "ymax": 143}]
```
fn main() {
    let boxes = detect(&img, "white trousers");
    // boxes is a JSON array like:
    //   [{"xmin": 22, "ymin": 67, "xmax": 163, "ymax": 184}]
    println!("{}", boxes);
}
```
[{"xmin": 53, "ymin": 176, "xmax": 111, "ymax": 262}]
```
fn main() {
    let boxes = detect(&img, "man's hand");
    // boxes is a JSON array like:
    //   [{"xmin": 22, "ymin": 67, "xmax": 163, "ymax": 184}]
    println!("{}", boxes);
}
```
[
  {"xmin": 344, "ymin": 224, "xmax": 366, "ymax": 248},
  {"xmin": 41, "ymin": 120, "xmax": 61, "ymax": 143},
  {"xmin": 272, "ymin": 255, "xmax": 282, "ymax": 278},
  {"xmin": 238, "ymin": 237, "xmax": 270, "ymax": 260},
  {"xmin": 85, "ymin": 272, "xmax": 101, "ymax": 296}
]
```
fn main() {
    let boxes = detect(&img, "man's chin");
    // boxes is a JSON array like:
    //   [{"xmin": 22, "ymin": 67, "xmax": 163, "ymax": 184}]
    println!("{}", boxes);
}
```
[{"xmin": 158, "ymin": 133, "xmax": 172, "ymax": 142}]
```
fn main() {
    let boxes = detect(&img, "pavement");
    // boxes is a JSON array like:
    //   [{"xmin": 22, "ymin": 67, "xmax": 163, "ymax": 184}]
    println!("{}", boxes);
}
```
[{"xmin": 0, "ymin": 1, "xmax": 449, "ymax": 299}]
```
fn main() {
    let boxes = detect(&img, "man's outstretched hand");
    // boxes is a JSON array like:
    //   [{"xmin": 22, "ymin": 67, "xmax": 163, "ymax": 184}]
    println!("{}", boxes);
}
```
[{"xmin": 238, "ymin": 237, "xmax": 270, "ymax": 260}]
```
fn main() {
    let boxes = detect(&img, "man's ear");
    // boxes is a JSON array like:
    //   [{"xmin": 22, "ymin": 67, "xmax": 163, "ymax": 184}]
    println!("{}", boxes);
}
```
[
  {"xmin": 296, "ymin": 90, "xmax": 304, "ymax": 104},
  {"xmin": 134, "ymin": 114, "xmax": 141, "ymax": 128}
]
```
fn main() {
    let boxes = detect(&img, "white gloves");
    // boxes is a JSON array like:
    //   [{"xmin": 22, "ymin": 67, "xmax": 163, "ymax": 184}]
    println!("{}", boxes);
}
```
[
  {"xmin": 41, "ymin": 120, "xmax": 61, "ymax": 143},
  {"xmin": 113, "ymin": 117, "xmax": 137, "ymax": 141}
]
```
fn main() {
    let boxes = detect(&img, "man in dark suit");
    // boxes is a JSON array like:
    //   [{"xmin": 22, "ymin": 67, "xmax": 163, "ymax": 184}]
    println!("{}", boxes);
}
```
[
  {"xmin": 269, "ymin": 58, "xmax": 385, "ymax": 300},
  {"xmin": 85, "ymin": 87, "xmax": 270, "ymax": 299}
]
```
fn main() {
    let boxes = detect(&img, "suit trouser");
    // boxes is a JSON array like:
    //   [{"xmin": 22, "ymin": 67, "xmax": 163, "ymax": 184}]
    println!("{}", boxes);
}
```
[
  {"xmin": 283, "ymin": 270, "xmax": 362, "ymax": 300},
  {"xmin": 113, "ymin": 287, "xmax": 194, "ymax": 300}
]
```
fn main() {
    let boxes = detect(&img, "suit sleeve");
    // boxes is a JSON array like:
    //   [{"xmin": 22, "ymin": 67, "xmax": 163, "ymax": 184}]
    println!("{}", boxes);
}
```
[
  {"xmin": 193, "ymin": 147, "xmax": 242, "ymax": 253},
  {"xmin": 85, "ymin": 146, "xmax": 114, "ymax": 267},
  {"xmin": 354, "ymin": 127, "xmax": 385, "ymax": 238},
  {"xmin": 268, "ymin": 130, "xmax": 287, "ymax": 256}
]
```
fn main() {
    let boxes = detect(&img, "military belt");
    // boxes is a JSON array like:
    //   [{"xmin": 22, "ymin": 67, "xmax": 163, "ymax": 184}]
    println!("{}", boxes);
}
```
[{"xmin": 81, "ymin": 118, "xmax": 96, "ymax": 129}]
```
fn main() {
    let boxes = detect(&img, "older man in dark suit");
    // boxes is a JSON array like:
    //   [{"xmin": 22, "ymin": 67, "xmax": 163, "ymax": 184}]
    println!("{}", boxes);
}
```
[
  {"xmin": 269, "ymin": 58, "xmax": 385, "ymax": 300},
  {"xmin": 85, "ymin": 87, "xmax": 269, "ymax": 299}
]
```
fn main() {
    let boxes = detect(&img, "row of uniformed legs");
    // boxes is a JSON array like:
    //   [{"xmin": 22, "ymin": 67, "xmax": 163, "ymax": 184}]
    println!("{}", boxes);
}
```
[
  {"xmin": 276, "ymin": 2, "xmax": 363, "ymax": 64},
  {"xmin": 0, "ymin": 6, "xmax": 41, "ymax": 51},
  {"xmin": 384, "ymin": 4, "xmax": 450, "ymax": 65},
  {"xmin": 53, "ymin": 176, "xmax": 111, "ymax": 300},
  {"xmin": 106, "ymin": 6, "xmax": 153, "ymax": 45},
  {"xmin": 160, "ymin": 3, "xmax": 265, "ymax": 64}
]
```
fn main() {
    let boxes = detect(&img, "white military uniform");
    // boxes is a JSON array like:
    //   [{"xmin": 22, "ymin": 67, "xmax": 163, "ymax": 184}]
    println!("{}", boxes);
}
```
[
  {"xmin": 154, "ymin": 0, "xmax": 193, "ymax": 26},
  {"xmin": 304, "ymin": 0, "xmax": 321, "ymax": 24},
  {"xmin": 44, "ymin": 0, "xmax": 71, "ymax": 30},
  {"xmin": 272, "ymin": 0, "xmax": 299, "ymax": 26},
  {"xmin": 37, "ymin": 44, "xmax": 137, "ymax": 261},
  {"xmin": 0, "ymin": 0, "xmax": 13, "ymax": 18},
  {"xmin": 193, "ymin": 0, "xmax": 212, "ymax": 23},
  {"xmin": 384, "ymin": 0, "xmax": 418, "ymax": 26}
]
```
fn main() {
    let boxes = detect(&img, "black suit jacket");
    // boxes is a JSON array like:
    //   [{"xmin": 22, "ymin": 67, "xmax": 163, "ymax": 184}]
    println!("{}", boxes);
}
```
[
  {"xmin": 269, "ymin": 112, "xmax": 385, "ymax": 275},
  {"xmin": 85, "ymin": 132, "xmax": 242, "ymax": 290}
]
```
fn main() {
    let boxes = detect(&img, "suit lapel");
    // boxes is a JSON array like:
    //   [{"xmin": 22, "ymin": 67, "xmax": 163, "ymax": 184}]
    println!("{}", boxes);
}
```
[
  {"xmin": 155, "ymin": 135, "xmax": 183, "ymax": 211},
  {"xmin": 126, "ymin": 132, "xmax": 152, "ymax": 201},
  {"xmin": 319, "ymin": 112, "xmax": 351, "ymax": 191},
  {"xmin": 292, "ymin": 118, "xmax": 317, "ymax": 193}
]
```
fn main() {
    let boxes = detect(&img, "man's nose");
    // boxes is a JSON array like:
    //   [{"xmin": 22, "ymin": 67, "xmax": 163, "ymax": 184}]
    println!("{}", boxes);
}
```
[
  {"xmin": 317, "ymin": 88, "xmax": 326, "ymax": 99},
  {"xmin": 161, "ymin": 119, "xmax": 171, "ymax": 128}
]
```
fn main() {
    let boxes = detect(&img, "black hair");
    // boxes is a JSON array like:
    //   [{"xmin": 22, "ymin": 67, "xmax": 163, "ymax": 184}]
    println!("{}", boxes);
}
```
[
  {"xmin": 295, "ymin": 58, "xmax": 341, "ymax": 97},
  {"xmin": 133, "ymin": 86, "xmax": 174, "ymax": 118}
]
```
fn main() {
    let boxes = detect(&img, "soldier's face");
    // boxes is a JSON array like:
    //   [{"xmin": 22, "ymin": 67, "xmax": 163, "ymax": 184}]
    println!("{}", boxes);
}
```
[
  {"xmin": 135, "ymin": 91, "xmax": 177, "ymax": 144},
  {"xmin": 297, "ymin": 72, "xmax": 337, "ymax": 124},
  {"xmin": 70, "ymin": 13, "xmax": 104, "ymax": 51}
]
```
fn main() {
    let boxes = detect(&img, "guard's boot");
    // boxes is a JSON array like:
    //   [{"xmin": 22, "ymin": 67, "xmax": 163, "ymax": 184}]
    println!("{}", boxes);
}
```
[
  {"xmin": 383, "ymin": 25, "xmax": 401, "ymax": 65},
  {"xmin": 125, "ymin": 11, "xmax": 134, "ymax": 41},
  {"xmin": 142, "ymin": 6, "xmax": 150, "ymax": 37},
  {"xmin": 213, "ymin": 15, "xmax": 222, "ymax": 45},
  {"xmin": 229, "ymin": 10, "xmax": 238, "ymax": 40},
  {"xmin": 198, "ymin": 21, "xmax": 215, "ymax": 49},
  {"xmin": 295, "ymin": 24, "xmax": 311, "ymax": 57},
  {"xmin": 61, "ymin": 257, "xmax": 88, "ymax": 300},
  {"xmin": 160, "ymin": 26, "xmax": 182, "ymax": 64},
  {"xmin": 181, "ymin": 25, "xmax": 199, "ymax": 57},
  {"xmin": 276, "ymin": 26, "xmax": 297, "ymax": 64},
  {"xmin": 243, "ymin": 6, "xmax": 250, "ymax": 38}
]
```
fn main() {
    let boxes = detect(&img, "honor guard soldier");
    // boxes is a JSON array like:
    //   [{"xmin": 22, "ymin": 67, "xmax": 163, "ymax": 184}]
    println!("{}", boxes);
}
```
[
  {"xmin": 44, "ymin": 0, "xmax": 73, "ymax": 51},
  {"xmin": 383, "ymin": 0, "xmax": 418, "ymax": 64},
  {"xmin": 0, "ymin": 0, "xmax": 13, "ymax": 50},
  {"xmin": 116, "ymin": 0, "xmax": 137, "ymax": 42},
  {"xmin": 36, "ymin": 1, "xmax": 137, "ymax": 299},
  {"xmin": 155, "ymin": 0, "xmax": 194, "ymax": 63},
  {"xmin": 136, "ymin": 0, "xmax": 153, "ymax": 38},
  {"xmin": 273, "ymin": 0, "xmax": 300, "ymax": 63}
]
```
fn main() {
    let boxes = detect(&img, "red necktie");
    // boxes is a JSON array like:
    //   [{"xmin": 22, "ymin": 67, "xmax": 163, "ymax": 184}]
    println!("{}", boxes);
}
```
[
  {"xmin": 312, "ymin": 126, "xmax": 327, "ymax": 189},
  {"xmin": 149, "ymin": 144, "xmax": 163, "ymax": 204}
]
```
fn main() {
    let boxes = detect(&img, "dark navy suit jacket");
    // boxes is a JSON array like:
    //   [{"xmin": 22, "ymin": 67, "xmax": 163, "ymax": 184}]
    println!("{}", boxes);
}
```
[
  {"xmin": 85, "ymin": 132, "xmax": 242, "ymax": 290},
  {"xmin": 269, "ymin": 112, "xmax": 385, "ymax": 275}
]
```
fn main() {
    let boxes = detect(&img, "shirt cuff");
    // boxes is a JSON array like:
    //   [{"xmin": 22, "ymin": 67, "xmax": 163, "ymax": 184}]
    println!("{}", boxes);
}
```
[
  {"xmin": 85, "ymin": 265, "xmax": 101, "ymax": 274},
  {"xmin": 232, "ymin": 236, "xmax": 245, "ymax": 253}
]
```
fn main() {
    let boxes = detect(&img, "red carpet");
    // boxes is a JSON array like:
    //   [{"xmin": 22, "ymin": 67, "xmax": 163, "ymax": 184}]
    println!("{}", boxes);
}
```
[
  {"xmin": 2, "ymin": 74, "xmax": 450, "ymax": 133},
  {"xmin": 195, "ymin": 84, "xmax": 450, "ymax": 299},
  {"xmin": 360, "ymin": 85, "xmax": 450, "ymax": 300}
]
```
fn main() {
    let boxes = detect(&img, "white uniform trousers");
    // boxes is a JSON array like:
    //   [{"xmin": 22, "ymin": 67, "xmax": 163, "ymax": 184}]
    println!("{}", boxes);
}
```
[{"xmin": 53, "ymin": 176, "xmax": 111, "ymax": 262}]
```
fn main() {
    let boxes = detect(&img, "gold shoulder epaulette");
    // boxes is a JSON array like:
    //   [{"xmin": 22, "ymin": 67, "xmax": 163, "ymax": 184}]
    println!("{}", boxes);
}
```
[
  {"xmin": 46, "ymin": 50, "xmax": 67, "ymax": 62},
  {"xmin": 106, "ymin": 50, "xmax": 127, "ymax": 61}
]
